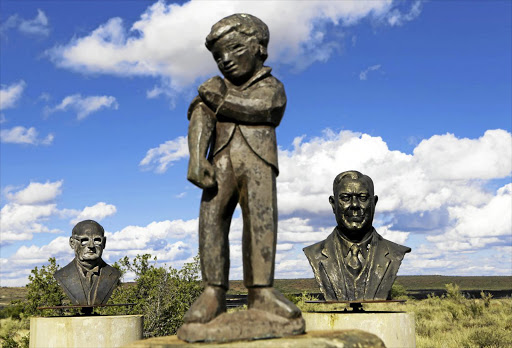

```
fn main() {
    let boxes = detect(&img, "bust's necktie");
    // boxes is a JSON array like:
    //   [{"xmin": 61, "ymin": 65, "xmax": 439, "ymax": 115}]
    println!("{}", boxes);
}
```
[
  {"xmin": 85, "ymin": 266, "xmax": 99, "ymax": 284},
  {"xmin": 347, "ymin": 245, "xmax": 363, "ymax": 275}
]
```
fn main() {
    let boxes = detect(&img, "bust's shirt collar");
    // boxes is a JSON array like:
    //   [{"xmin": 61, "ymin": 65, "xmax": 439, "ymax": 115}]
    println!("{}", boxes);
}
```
[
  {"xmin": 74, "ymin": 258, "xmax": 101, "ymax": 278},
  {"xmin": 335, "ymin": 227, "xmax": 374, "ymax": 259}
]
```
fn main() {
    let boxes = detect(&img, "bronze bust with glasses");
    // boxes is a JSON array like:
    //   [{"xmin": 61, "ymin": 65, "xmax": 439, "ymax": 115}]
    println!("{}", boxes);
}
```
[{"xmin": 54, "ymin": 220, "xmax": 120, "ymax": 305}]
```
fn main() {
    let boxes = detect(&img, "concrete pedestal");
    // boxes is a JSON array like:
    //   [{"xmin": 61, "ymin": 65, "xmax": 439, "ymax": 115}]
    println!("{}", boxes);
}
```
[
  {"xmin": 29, "ymin": 315, "xmax": 143, "ymax": 348},
  {"xmin": 303, "ymin": 311, "xmax": 415, "ymax": 348}
]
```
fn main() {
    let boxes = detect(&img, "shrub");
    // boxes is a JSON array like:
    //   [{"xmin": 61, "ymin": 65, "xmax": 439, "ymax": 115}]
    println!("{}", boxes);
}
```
[
  {"xmin": 469, "ymin": 327, "xmax": 512, "ymax": 348},
  {"xmin": 24, "ymin": 257, "xmax": 66, "ymax": 317},
  {"xmin": 480, "ymin": 290, "xmax": 493, "ymax": 308},
  {"xmin": 445, "ymin": 283, "xmax": 464, "ymax": 302},
  {"xmin": 0, "ymin": 302, "xmax": 24, "ymax": 320},
  {"xmin": 99, "ymin": 254, "xmax": 203, "ymax": 337},
  {"xmin": 0, "ymin": 318, "xmax": 29, "ymax": 348},
  {"xmin": 391, "ymin": 283, "xmax": 408, "ymax": 299}
]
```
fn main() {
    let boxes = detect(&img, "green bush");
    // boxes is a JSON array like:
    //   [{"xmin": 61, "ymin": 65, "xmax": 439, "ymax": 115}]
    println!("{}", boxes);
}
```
[
  {"xmin": 0, "ymin": 302, "xmax": 24, "ymax": 320},
  {"xmin": 390, "ymin": 283, "xmax": 408, "ymax": 299},
  {"xmin": 480, "ymin": 290, "xmax": 493, "ymax": 308},
  {"xmin": 99, "ymin": 254, "xmax": 203, "ymax": 338},
  {"xmin": 469, "ymin": 327, "xmax": 512, "ymax": 348},
  {"xmin": 23, "ymin": 257, "xmax": 66, "ymax": 317},
  {"xmin": 445, "ymin": 283, "xmax": 464, "ymax": 302}
]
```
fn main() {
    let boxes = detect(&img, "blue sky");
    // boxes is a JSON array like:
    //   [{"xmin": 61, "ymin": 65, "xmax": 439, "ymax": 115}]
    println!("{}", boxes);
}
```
[{"xmin": 1, "ymin": 0, "xmax": 511, "ymax": 286}]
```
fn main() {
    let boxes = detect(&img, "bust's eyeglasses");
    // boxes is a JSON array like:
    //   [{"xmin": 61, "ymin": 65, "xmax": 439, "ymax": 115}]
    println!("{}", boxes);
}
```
[{"xmin": 72, "ymin": 236, "xmax": 104, "ymax": 246}]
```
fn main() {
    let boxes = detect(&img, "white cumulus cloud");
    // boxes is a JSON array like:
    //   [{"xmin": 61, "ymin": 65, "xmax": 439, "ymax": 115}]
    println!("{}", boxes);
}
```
[
  {"xmin": 46, "ymin": 94, "xmax": 119, "ymax": 120},
  {"xmin": 1, "ymin": 180, "xmax": 64, "ymax": 244},
  {"xmin": 70, "ymin": 202, "xmax": 117, "ymax": 225},
  {"xmin": 427, "ymin": 184, "xmax": 512, "ymax": 251},
  {"xmin": 1, "ymin": 203, "xmax": 60, "ymax": 244},
  {"xmin": 46, "ymin": 0, "xmax": 419, "ymax": 95},
  {"xmin": 1, "ymin": 9, "xmax": 49, "ymax": 37},
  {"xmin": 277, "ymin": 129, "xmax": 511, "ymax": 215},
  {"xmin": 0, "ymin": 126, "xmax": 54, "ymax": 145},
  {"xmin": 0, "ymin": 180, "xmax": 117, "ymax": 245},
  {"xmin": 5, "ymin": 180, "xmax": 63, "ymax": 205},
  {"xmin": 106, "ymin": 219, "xmax": 198, "ymax": 254},
  {"xmin": 139, "ymin": 136, "xmax": 189, "ymax": 173},
  {"xmin": 0, "ymin": 80, "xmax": 26, "ymax": 110},
  {"xmin": 18, "ymin": 9, "xmax": 50, "ymax": 36},
  {"xmin": 386, "ymin": 1, "xmax": 422, "ymax": 27}
]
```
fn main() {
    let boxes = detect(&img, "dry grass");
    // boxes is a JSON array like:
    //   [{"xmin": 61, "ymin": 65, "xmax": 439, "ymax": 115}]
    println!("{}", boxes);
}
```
[
  {"xmin": 295, "ymin": 286, "xmax": 512, "ymax": 348},
  {"xmin": 0, "ymin": 318, "xmax": 29, "ymax": 348}
]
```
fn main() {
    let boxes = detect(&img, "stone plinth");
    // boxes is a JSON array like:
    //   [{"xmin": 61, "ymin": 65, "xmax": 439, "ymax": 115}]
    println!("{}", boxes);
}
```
[
  {"xmin": 303, "ymin": 311, "xmax": 415, "ymax": 348},
  {"xmin": 29, "ymin": 315, "xmax": 143, "ymax": 348},
  {"xmin": 125, "ymin": 330, "xmax": 384, "ymax": 347}
]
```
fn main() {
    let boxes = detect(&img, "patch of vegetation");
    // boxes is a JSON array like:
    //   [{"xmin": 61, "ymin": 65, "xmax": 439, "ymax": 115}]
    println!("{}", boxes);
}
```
[
  {"xmin": 226, "ymin": 276, "xmax": 512, "ymax": 294},
  {"xmin": 23, "ymin": 258, "xmax": 67, "ymax": 317},
  {"xmin": 0, "ymin": 318, "xmax": 29, "ymax": 348},
  {"xmin": 395, "ymin": 275, "xmax": 512, "ymax": 291},
  {"xmin": 0, "ymin": 254, "xmax": 202, "ymax": 345},
  {"xmin": 98, "ymin": 254, "xmax": 203, "ymax": 338},
  {"xmin": 297, "ymin": 283, "xmax": 512, "ymax": 348}
]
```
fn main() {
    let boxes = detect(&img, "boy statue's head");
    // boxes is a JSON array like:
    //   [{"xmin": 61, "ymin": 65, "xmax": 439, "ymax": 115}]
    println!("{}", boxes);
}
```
[{"xmin": 206, "ymin": 13, "xmax": 269, "ymax": 86}]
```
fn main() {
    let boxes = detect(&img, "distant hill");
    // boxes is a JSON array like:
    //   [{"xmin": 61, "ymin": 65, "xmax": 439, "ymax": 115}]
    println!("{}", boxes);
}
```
[{"xmin": 227, "ymin": 275, "xmax": 512, "ymax": 294}]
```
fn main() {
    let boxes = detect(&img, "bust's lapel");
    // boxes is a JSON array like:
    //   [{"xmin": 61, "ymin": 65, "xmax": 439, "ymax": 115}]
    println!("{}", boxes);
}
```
[
  {"xmin": 319, "ymin": 229, "xmax": 346, "ymax": 300},
  {"xmin": 365, "ymin": 231, "xmax": 391, "ymax": 298},
  {"xmin": 94, "ymin": 263, "xmax": 119, "ymax": 305},
  {"xmin": 57, "ymin": 260, "xmax": 88, "ymax": 305}
]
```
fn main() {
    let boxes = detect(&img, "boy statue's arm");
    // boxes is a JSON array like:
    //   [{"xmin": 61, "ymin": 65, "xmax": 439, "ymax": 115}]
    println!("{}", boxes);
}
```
[
  {"xmin": 198, "ymin": 75, "xmax": 286, "ymax": 127},
  {"xmin": 187, "ymin": 95, "xmax": 217, "ymax": 189}
]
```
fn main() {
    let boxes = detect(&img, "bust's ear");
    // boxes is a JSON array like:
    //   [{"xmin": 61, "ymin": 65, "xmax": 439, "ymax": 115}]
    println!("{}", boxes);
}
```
[
  {"xmin": 329, "ymin": 195, "xmax": 336, "ymax": 212},
  {"xmin": 374, "ymin": 195, "xmax": 378, "ymax": 206},
  {"xmin": 69, "ymin": 237, "xmax": 75, "ymax": 249},
  {"xmin": 102, "ymin": 236, "xmax": 107, "ymax": 249}
]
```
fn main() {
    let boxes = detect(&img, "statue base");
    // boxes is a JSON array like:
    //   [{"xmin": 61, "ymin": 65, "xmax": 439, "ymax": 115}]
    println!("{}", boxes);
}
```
[
  {"xmin": 177, "ymin": 309, "xmax": 305, "ymax": 343},
  {"xmin": 303, "ymin": 311, "xmax": 415, "ymax": 348},
  {"xmin": 29, "ymin": 314, "xmax": 143, "ymax": 348},
  {"xmin": 127, "ymin": 330, "xmax": 384, "ymax": 347}
]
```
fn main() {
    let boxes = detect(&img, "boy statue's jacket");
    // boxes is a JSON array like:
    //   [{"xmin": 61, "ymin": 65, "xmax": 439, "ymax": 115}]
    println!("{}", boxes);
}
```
[{"xmin": 188, "ymin": 66, "xmax": 286, "ymax": 174}]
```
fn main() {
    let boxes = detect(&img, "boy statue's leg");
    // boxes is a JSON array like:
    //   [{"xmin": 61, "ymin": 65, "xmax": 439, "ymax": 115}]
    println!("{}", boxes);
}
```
[
  {"xmin": 187, "ymin": 100, "xmax": 217, "ymax": 189},
  {"xmin": 183, "ymin": 149, "xmax": 238, "ymax": 324},
  {"xmin": 230, "ymin": 129, "xmax": 301, "ymax": 319}
]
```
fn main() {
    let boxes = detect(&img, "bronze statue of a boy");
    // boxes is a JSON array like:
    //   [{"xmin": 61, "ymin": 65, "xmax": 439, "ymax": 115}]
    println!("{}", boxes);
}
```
[
  {"xmin": 304, "ymin": 171, "xmax": 411, "ymax": 301},
  {"xmin": 54, "ymin": 220, "xmax": 120, "ymax": 306},
  {"xmin": 184, "ymin": 13, "xmax": 299, "ymax": 324}
]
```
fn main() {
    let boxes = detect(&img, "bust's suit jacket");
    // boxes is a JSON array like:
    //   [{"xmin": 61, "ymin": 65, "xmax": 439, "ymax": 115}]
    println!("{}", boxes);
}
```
[
  {"xmin": 188, "ymin": 66, "xmax": 286, "ymax": 174},
  {"xmin": 54, "ymin": 258, "xmax": 121, "ymax": 305},
  {"xmin": 303, "ymin": 228, "xmax": 411, "ymax": 300}
]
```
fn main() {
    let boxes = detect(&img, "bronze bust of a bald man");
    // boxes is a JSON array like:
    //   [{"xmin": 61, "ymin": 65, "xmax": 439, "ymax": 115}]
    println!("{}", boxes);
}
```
[
  {"xmin": 54, "ymin": 220, "xmax": 120, "ymax": 306},
  {"xmin": 303, "ymin": 171, "xmax": 411, "ymax": 301}
]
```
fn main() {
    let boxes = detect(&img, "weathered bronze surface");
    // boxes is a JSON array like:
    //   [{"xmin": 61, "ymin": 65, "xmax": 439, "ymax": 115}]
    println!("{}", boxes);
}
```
[
  {"xmin": 128, "ymin": 330, "xmax": 385, "ymax": 348},
  {"xmin": 303, "ymin": 171, "xmax": 411, "ymax": 301},
  {"xmin": 180, "ymin": 13, "xmax": 303, "ymax": 341},
  {"xmin": 54, "ymin": 220, "xmax": 120, "ymax": 306}
]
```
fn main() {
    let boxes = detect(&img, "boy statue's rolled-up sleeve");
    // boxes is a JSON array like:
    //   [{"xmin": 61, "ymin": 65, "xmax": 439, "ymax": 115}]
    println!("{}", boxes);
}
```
[{"xmin": 216, "ymin": 78, "xmax": 286, "ymax": 127}]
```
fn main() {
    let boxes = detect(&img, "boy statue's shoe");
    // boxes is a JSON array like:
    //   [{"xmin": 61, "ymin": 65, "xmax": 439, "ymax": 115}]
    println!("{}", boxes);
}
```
[
  {"xmin": 183, "ymin": 285, "xmax": 226, "ymax": 324},
  {"xmin": 248, "ymin": 287, "xmax": 301, "ymax": 319}
]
